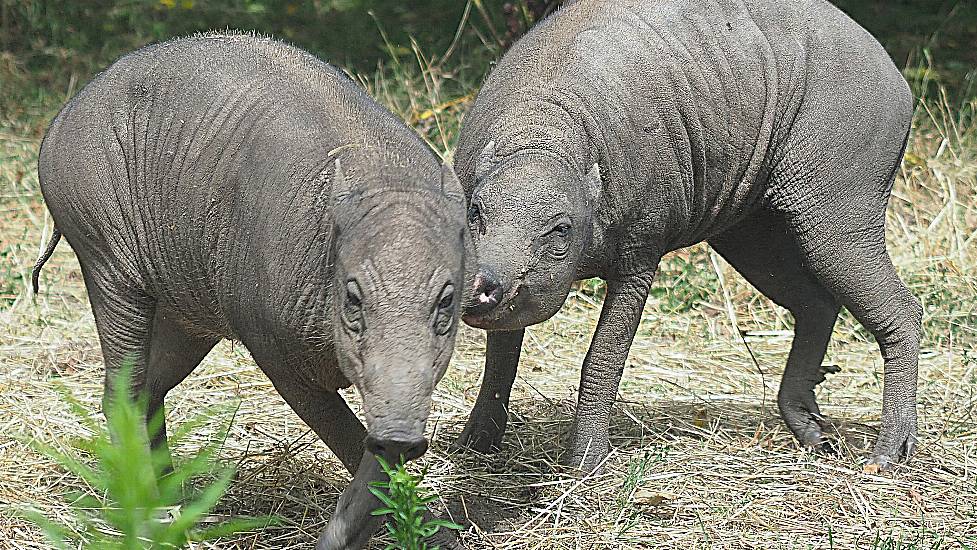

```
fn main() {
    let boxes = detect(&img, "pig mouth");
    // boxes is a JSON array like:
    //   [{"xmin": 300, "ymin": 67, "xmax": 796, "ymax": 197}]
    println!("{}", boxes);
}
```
[
  {"xmin": 462, "ymin": 312, "xmax": 509, "ymax": 330},
  {"xmin": 463, "ymin": 284, "xmax": 530, "ymax": 329}
]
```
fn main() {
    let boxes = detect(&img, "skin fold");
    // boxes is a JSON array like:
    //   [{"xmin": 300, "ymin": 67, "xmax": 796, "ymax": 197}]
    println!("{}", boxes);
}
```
[
  {"xmin": 33, "ymin": 33, "xmax": 467, "ymax": 549},
  {"xmin": 454, "ymin": 0, "xmax": 919, "ymax": 473}
]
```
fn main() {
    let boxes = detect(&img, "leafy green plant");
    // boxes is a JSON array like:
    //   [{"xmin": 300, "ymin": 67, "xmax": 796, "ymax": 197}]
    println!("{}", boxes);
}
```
[
  {"xmin": 22, "ymin": 364, "xmax": 274, "ymax": 549},
  {"xmin": 369, "ymin": 455, "xmax": 461, "ymax": 550}
]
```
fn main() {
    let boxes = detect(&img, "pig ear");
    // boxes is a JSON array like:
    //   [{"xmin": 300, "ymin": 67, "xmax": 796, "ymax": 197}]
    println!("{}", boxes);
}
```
[
  {"xmin": 476, "ymin": 140, "xmax": 499, "ymax": 180},
  {"xmin": 330, "ymin": 158, "xmax": 356, "ymax": 207},
  {"xmin": 440, "ymin": 161, "xmax": 466, "ymax": 207},
  {"xmin": 586, "ymin": 163, "xmax": 602, "ymax": 207},
  {"xmin": 330, "ymin": 158, "xmax": 360, "ymax": 230}
]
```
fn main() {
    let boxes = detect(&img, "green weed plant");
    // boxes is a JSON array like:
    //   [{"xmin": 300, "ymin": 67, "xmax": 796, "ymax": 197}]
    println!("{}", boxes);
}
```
[
  {"xmin": 22, "ymin": 364, "xmax": 274, "ymax": 549},
  {"xmin": 369, "ymin": 455, "xmax": 461, "ymax": 550}
]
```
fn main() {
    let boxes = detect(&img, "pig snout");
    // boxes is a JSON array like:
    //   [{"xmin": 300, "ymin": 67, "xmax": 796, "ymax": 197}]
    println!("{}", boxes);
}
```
[
  {"xmin": 466, "ymin": 268, "xmax": 503, "ymax": 316},
  {"xmin": 365, "ymin": 433, "xmax": 429, "ymax": 462}
]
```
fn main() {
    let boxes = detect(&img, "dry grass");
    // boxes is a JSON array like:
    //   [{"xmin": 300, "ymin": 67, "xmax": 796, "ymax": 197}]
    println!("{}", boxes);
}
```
[{"xmin": 1, "ymin": 58, "xmax": 976, "ymax": 550}]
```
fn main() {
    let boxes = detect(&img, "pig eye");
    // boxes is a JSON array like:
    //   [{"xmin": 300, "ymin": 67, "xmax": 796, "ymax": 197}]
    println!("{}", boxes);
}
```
[
  {"xmin": 546, "ymin": 223, "xmax": 571, "ymax": 259},
  {"xmin": 433, "ymin": 283, "xmax": 456, "ymax": 336},
  {"xmin": 343, "ymin": 279, "xmax": 364, "ymax": 333},
  {"xmin": 468, "ymin": 202, "xmax": 485, "ymax": 234}
]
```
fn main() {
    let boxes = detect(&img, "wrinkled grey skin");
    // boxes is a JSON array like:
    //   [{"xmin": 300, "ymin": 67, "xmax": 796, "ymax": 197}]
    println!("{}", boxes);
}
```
[
  {"xmin": 454, "ymin": 0, "xmax": 919, "ymax": 472},
  {"xmin": 33, "ymin": 34, "xmax": 466, "ymax": 549}
]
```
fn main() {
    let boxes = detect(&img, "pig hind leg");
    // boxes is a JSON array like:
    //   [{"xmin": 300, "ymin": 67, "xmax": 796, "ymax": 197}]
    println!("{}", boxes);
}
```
[
  {"xmin": 775, "ymin": 175, "xmax": 920, "ymax": 469},
  {"xmin": 84, "ymin": 270, "xmax": 218, "ymax": 471},
  {"xmin": 767, "ymin": 57, "xmax": 918, "ymax": 469},
  {"xmin": 709, "ymin": 210, "xmax": 840, "ymax": 451},
  {"xmin": 82, "ymin": 270, "xmax": 158, "ymax": 445},
  {"xmin": 144, "ymin": 307, "xmax": 219, "ymax": 467},
  {"xmin": 768, "ymin": 117, "xmax": 919, "ymax": 469}
]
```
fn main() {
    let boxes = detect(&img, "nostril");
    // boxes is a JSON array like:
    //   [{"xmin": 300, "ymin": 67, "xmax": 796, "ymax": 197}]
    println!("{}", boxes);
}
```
[
  {"xmin": 366, "ymin": 435, "xmax": 429, "ymax": 462},
  {"xmin": 479, "ymin": 281, "xmax": 500, "ymax": 303},
  {"xmin": 472, "ymin": 271, "xmax": 503, "ymax": 311},
  {"xmin": 365, "ymin": 435, "xmax": 385, "ymax": 456}
]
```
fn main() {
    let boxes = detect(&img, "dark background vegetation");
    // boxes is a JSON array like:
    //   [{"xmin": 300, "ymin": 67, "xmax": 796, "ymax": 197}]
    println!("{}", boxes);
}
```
[{"xmin": 1, "ymin": 0, "xmax": 975, "ymax": 121}]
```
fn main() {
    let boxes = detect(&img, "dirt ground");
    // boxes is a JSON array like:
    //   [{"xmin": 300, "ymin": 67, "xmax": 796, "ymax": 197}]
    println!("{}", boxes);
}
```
[{"xmin": 2, "ymin": 74, "xmax": 976, "ymax": 550}]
